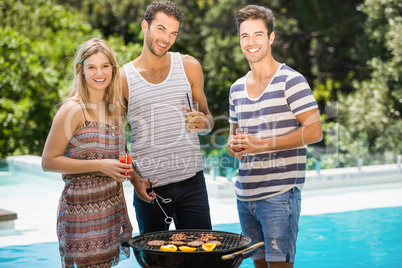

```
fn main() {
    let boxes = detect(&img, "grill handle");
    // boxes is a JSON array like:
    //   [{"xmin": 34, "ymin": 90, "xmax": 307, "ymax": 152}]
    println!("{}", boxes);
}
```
[{"xmin": 221, "ymin": 241, "xmax": 264, "ymax": 261}]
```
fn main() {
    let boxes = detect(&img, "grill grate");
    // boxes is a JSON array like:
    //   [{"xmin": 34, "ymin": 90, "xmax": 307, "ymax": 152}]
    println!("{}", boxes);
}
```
[{"xmin": 127, "ymin": 230, "xmax": 250, "ymax": 252}]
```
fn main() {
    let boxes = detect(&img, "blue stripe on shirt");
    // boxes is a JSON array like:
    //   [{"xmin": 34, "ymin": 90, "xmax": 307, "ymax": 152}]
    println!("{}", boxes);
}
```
[
  {"xmin": 238, "ymin": 163, "xmax": 306, "ymax": 177},
  {"xmin": 235, "ymin": 176, "xmax": 305, "ymax": 190},
  {"xmin": 229, "ymin": 64, "xmax": 317, "ymax": 201}
]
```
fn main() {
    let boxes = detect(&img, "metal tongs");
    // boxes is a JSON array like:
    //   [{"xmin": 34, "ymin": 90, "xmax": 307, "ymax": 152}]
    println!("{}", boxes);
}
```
[{"xmin": 148, "ymin": 179, "xmax": 174, "ymax": 224}]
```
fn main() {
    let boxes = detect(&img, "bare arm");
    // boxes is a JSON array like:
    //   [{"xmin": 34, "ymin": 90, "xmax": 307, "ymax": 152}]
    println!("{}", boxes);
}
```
[
  {"xmin": 229, "ymin": 108, "xmax": 323, "ymax": 158},
  {"xmin": 41, "ymin": 100, "xmax": 132, "ymax": 182},
  {"xmin": 182, "ymin": 54, "xmax": 214, "ymax": 134},
  {"xmin": 120, "ymin": 67, "xmax": 129, "ymax": 102}
]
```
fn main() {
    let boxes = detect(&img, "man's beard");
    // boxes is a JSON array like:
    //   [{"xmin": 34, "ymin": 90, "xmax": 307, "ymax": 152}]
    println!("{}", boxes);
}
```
[
  {"xmin": 146, "ymin": 36, "xmax": 169, "ymax": 58},
  {"xmin": 244, "ymin": 45, "xmax": 270, "ymax": 64}
]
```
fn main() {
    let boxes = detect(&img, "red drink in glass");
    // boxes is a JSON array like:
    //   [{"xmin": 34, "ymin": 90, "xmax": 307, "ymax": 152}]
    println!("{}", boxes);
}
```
[
  {"xmin": 119, "ymin": 155, "xmax": 133, "ymax": 176},
  {"xmin": 235, "ymin": 127, "xmax": 248, "ymax": 135}
]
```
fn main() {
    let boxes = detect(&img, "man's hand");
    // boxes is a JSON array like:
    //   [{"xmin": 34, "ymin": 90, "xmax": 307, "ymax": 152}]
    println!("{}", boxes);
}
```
[
  {"xmin": 130, "ymin": 172, "xmax": 157, "ymax": 203},
  {"xmin": 228, "ymin": 134, "xmax": 241, "ymax": 158},
  {"xmin": 184, "ymin": 110, "xmax": 210, "ymax": 132},
  {"xmin": 228, "ymin": 133, "xmax": 265, "ymax": 158},
  {"xmin": 182, "ymin": 106, "xmax": 212, "ymax": 134}
]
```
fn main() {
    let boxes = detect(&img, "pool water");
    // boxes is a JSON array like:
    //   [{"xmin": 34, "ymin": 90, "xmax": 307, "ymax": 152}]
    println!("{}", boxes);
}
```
[{"xmin": 1, "ymin": 206, "xmax": 401, "ymax": 267}]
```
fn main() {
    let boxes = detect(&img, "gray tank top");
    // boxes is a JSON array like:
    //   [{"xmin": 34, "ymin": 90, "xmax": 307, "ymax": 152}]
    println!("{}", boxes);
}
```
[{"xmin": 124, "ymin": 52, "xmax": 203, "ymax": 187}]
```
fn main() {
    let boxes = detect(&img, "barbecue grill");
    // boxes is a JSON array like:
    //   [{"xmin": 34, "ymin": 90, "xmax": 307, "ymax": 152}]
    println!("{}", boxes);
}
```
[{"xmin": 124, "ymin": 229, "xmax": 263, "ymax": 268}]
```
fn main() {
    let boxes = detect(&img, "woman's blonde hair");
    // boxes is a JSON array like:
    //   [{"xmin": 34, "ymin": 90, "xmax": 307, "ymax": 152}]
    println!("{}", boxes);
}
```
[{"xmin": 67, "ymin": 38, "xmax": 125, "ymax": 127}]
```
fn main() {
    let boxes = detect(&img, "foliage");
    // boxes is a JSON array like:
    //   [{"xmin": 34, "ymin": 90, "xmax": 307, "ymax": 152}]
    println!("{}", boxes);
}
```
[
  {"xmin": 0, "ymin": 0, "xmax": 141, "ymax": 158},
  {"xmin": 55, "ymin": 0, "xmax": 147, "ymax": 44},
  {"xmin": 1, "ymin": 0, "xmax": 400, "ymax": 170},
  {"xmin": 0, "ymin": 0, "xmax": 95, "ymax": 158},
  {"xmin": 333, "ymin": 0, "xmax": 402, "ymax": 167},
  {"xmin": 200, "ymin": 0, "xmax": 369, "ymax": 133},
  {"xmin": 56, "ymin": 0, "xmax": 371, "ymax": 127}
]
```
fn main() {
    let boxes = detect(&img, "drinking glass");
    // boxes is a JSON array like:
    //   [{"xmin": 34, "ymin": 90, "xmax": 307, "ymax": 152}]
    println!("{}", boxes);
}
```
[
  {"xmin": 119, "ymin": 153, "xmax": 133, "ymax": 177},
  {"xmin": 184, "ymin": 100, "xmax": 199, "ymax": 132},
  {"xmin": 235, "ymin": 127, "xmax": 248, "ymax": 135},
  {"xmin": 235, "ymin": 127, "xmax": 248, "ymax": 153}
]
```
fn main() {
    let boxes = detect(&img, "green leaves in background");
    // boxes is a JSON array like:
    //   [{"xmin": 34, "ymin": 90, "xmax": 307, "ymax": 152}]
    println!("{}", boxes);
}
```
[
  {"xmin": 0, "ymin": 0, "xmax": 140, "ymax": 158},
  {"xmin": 0, "ymin": 0, "xmax": 400, "ymax": 169}
]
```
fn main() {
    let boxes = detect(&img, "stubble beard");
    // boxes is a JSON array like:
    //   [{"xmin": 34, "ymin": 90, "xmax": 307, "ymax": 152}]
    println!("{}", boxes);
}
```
[
  {"xmin": 244, "ymin": 45, "xmax": 270, "ymax": 64},
  {"xmin": 145, "ymin": 36, "xmax": 169, "ymax": 58}
]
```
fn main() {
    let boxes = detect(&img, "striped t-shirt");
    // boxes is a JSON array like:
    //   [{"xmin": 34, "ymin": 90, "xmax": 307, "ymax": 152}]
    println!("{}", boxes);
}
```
[
  {"xmin": 229, "ymin": 64, "xmax": 318, "ymax": 201},
  {"xmin": 124, "ymin": 52, "xmax": 203, "ymax": 187}
]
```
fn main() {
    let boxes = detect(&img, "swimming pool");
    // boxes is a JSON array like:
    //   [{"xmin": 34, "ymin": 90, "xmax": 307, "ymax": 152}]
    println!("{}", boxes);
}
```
[
  {"xmin": 1, "ymin": 206, "xmax": 401, "ymax": 267},
  {"xmin": 1, "ymin": 157, "xmax": 402, "ymax": 267}
]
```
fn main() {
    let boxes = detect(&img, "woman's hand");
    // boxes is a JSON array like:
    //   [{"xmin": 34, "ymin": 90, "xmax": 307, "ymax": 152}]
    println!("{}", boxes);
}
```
[{"xmin": 98, "ymin": 159, "xmax": 133, "ymax": 183}]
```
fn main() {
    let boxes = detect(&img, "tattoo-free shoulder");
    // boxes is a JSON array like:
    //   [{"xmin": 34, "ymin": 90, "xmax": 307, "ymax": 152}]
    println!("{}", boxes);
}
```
[
  {"xmin": 61, "ymin": 98, "xmax": 82, "ymax": 110},
  {"xmin": 180, "ymin": 53, "xmax": 201, "ymax": 68},
  {"xmin": 180, "ymin": 54, "xmax": 203, "ymax": 83}
]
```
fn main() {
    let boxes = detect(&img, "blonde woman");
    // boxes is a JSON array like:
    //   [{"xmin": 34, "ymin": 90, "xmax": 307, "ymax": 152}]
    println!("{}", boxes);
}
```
[{"xmin": 42, "ymin": 38, "xmax": 133, "ymax": 268}]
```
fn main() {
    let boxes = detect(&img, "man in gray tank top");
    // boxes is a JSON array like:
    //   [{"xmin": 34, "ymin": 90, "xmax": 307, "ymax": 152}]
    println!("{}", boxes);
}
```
[{"xmin": 120, "ymin": 1, "xmax": 214, "ymax": 234}]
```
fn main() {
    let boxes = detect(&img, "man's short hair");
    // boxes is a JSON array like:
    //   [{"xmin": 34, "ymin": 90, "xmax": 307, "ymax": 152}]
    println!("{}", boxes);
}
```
[
  {"xmin": 235, "ymin": 5, "xmax": 275, "ymax": 36},
  {"xmin": 144, "ymin": 1, "xmax": 184, "ymax": 24}
]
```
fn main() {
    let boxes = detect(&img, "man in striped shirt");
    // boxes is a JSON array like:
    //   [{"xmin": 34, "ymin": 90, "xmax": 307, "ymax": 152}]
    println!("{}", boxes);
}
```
[
  {"xmin": 120, "ymin": 1, "xmax": 214, "ymax": 234},
  {"xmin": 228, "ymin": 5, "xmax": 323, "ymax": 268}
]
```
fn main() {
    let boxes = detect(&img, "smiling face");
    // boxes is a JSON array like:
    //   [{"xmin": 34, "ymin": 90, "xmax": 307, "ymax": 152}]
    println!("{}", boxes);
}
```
[
  {"xmin": 143, "ymin": 12, "xmax": 180, "ymax": 57},
  {"xmin": 82, "ymin": 51, "xmax": 113, "ymax": 93},
  {"xmin": 239, "ymin": 19, "xmax": 274, "ymax": 64}
]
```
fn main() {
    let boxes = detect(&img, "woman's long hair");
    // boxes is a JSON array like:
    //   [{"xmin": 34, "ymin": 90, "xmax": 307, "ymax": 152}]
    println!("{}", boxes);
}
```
[{"xmin": 67, "ymin": 38, "xmax": 125, "ymax": 128}]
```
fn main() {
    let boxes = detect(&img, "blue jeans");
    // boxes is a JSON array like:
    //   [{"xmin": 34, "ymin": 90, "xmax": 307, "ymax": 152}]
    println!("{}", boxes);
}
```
[
  {"xmin": 237, "ymin": 187, "xmax": 301, "ymax": 263},
  {"xmin": 134, "ymin": 171, "xmax": 212, "ymax": 234}
]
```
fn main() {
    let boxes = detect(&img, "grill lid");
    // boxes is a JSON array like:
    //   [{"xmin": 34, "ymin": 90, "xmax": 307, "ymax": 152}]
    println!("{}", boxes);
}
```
[{"xmin": 126, "ymin": 229, "xmax": 251, "ymax": 253}]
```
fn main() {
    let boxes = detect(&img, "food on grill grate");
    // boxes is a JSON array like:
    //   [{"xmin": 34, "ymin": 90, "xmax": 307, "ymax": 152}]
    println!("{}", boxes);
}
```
[
  {"xmin": 147, "ymin": 240, "xmax": 166, "ymax": 247},
  {"xmin": 187, "ymin": 240, "xmax": 204, "ymax": 247},
  {"xmin": 209, "ymin": 240, "xmax": 222, "ymax": 247},
  {"xmin": 198, "ymin": 233, "xmax": 217, "ymax": 242},
  {"xmin": 170, "ymin": 232, "xmax": 187, "ymax": 241},
  {"xmin": 170, "ymin": 241, "xmax": 188, "ymax": 246},
  {"xmin": 160, "ymin": 244, "xmax": 178, "ymax": 251},
  {"xmin": 145, "ymin": 232, "xmax": 224, "ymax": 249},
  {"xmin": 202, "ymin": 243, "xmax": 217, "ymax": 251},
  {"xmin": 127, "ymin": 230, "xmax": 262, "ymax": 268},
  {"xmin": 129, "ymin": 230, "xmax": 252, "ymax": 253},
  {"xmin": 179, "ymin": 246, "xmax": 197, "ymax": 252}
]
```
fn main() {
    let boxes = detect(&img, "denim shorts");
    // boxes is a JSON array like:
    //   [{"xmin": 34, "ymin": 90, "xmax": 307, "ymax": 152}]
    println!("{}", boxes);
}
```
[{"xmin": 237, "ymin": 187, "xmax": 301, "ymax": 263}]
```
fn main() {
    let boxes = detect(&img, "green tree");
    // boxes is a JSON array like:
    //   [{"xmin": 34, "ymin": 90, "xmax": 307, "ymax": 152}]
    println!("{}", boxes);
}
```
[
  {"xmin": 200, "ymin": 0, "xmax": 368, "ymax": 130},
  {"xmin": 0, "ymin": 0, "xmax": 95, "ymax": 158},
  {"xmin": 0, "ymin": 0, "xmax": 141, "ymax": 158},
  {"xmin": 335, "ymin": 0, "xmax": 402, "ymax": 165},
  {"xmin": 2, "ymin": 0, "xmax": 400, "ymax": 168},
  {"xmin": 55, "ymin": 0, "xmax": 146, "ymax": 44}
]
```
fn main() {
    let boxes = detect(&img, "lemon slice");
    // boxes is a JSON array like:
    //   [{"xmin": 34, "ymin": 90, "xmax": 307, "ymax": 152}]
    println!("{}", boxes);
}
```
[
  {"xmin": 202, "ymin": 243, "xmax": 216, "ymax": 251},
  {"xmin": 160, "ymin": 244, "xmax": 178, "ymax": 252},
  {"xmin": 179, "ymin": 246, "xmax": 197, "ymax": 252}
]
